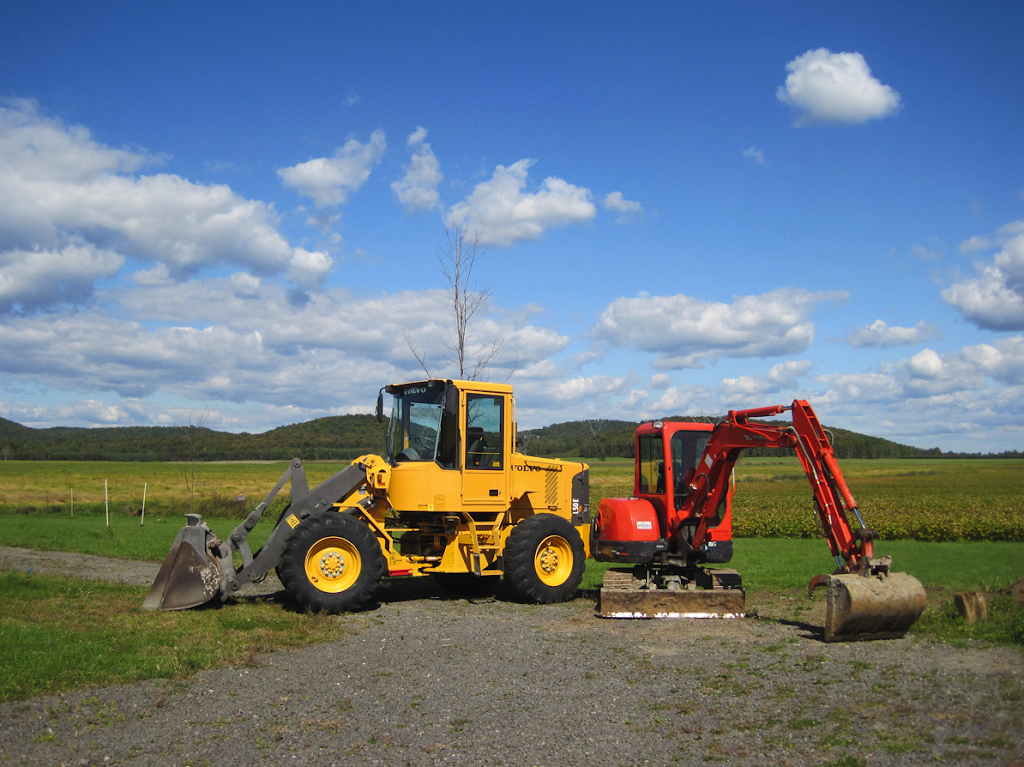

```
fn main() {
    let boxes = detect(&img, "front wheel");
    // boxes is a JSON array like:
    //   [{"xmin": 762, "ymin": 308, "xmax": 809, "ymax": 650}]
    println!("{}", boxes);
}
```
[
  {"xmin": 503, "ymin": 514, "xmax": 585, "ymax": 604},
  {"xmin": 279, "ymin": 512, "xmax": 384, "ymax": 614}
]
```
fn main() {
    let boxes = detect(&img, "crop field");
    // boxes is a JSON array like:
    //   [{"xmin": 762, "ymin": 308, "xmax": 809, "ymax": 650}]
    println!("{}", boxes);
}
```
[
  {"xmin": 0, "ymin": 460, "xmax": 346, "ymax": 519},
  {"xmin": 588, "ymin": 456, "xmax": 1024, "ymax": 541},
  {"xmin": 2, "ymin": 456, "xmax": 1023, "ymax": 542}
]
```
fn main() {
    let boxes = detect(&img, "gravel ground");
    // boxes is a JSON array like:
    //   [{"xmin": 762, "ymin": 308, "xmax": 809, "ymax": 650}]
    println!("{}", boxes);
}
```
[{"xmin": 1, "ymin": 547, "xmax": 1022, "ymax": 766}]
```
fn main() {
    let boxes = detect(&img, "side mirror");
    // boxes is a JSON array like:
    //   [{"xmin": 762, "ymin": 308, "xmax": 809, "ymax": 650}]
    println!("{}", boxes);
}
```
[
  {"xmin": 375, "ymin": 389, "xmax": 384, "ymax": 423},
  {"xmin": 443, "ymin": 382, "xmax": 459, "ymax": 417}
]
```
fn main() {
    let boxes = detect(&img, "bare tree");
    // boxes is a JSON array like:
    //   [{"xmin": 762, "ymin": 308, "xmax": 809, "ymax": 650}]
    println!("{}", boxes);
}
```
[
  {"xmin": 178, "ymin": 408, "xmax": 209, "ymax": 514},
  {"xmin": 407, "ymin": 216, "xmax": 510, "ymax": 380}
]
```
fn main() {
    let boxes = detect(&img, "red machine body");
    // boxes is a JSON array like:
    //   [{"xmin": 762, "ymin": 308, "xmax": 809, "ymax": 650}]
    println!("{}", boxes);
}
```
[
  {"xmin": 594, "ymin": 421, "xmax": 734, "ymax": 565},
  {"xmin": 593, "ymin": 401, "xmax": 927, "ymax": 640},
  {"xmin": 595, "ymin": 402, "xmax": 873, "ymax": 574}
]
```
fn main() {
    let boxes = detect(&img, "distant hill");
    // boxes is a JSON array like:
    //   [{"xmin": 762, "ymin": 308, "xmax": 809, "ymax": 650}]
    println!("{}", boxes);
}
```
[
  {"xmin": 0, "ymin": 415, "xmax": 386, "ymax": 462},
  {"xmin": 517, "ymin": 416, "xmax": 945, "ymax": 461},
  {"xmin": 0, "ymin": 413, "xmax": 1016, "ymax": 462}
]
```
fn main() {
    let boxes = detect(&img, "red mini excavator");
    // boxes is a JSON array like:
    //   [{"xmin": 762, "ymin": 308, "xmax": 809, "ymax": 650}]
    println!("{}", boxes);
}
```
[{"xmin": 592, "ymin": 401, "xmax": 926, "ymax": 641}]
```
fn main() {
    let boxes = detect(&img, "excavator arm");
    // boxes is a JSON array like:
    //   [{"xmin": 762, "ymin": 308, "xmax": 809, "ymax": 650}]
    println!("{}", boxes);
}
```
[
  {"xmin": 677, "ymin": 401, "xmax": 926, "ymax": 640},
  {"xmin": 682, "ymin": 402, "xmax": 867, "ymax": 569}
]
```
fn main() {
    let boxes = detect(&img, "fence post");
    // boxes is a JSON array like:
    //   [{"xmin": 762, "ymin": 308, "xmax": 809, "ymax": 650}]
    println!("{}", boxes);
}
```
[
  {"xmin": 141, "ymin": 482, "xmax": 147, "ymax": 526},
  {"xmin": 105, "ymin": 480, "xmax": 109, "ymax": 529}
]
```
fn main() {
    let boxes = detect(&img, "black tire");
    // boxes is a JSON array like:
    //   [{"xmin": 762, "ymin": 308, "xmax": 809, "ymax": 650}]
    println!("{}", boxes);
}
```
[
  {"xmin": 278, "ymin": 512, "xmax": 384, "ymax": 614},
  {"xmin": 503, "ymin": 514, "xmax": 586, "ymax": 604},
  {"xmin": 432, "ymin": 572, "xmax": 501, "ymax": 598}
]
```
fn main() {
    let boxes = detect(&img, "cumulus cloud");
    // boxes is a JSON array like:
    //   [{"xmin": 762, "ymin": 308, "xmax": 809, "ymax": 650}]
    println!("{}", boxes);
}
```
[
  {"xmin": 593, "ymin": 288, "xmax": 847, "ymax": 369},
  {"xmin": 648, "ymin": 384, "xmax": 713, "ymax": 416},
  {"xmin": 816, "ymin": 344, "xmax": 995, "ymax": 406},
  {"xmin": 0, "ymin": 98, "xmax": 307, "ymax": 286},
  {"xmin": 719, "ymin": 360, "xmax": 814, "ymax": 403},
  {"xmin": 943, "ymin": 225, "xmax": 1024, "ymax": 330},
  {"xmin": 837, "ymin": 319, "xmax": 939, "ymax": 348},
  {"xmin": 0, "ymin": 243, "xmax": 123, "ymax": 312},
  {"xmin": 777, "ymin": 49, "xmax": 901, "ymax": 126},
  {"xmin": 286, "ymin": 248, "xmax": 334, "ymax": 289},
  {"xmin": 602, "ymin": 192, "xmax": 643, "ymax": 223},
  {"xmin": 0, "ymin": 271, "xmax": 574, "ymax": 414},
  {"xmin": 277, "ymin": 129, "xmax": 386, "ymax": 207},
  {"xmin": 448, "ymin": 159, "xmax": 595, "ymax": 247},
  {"xmin": 960, "ymin": 336, "xmax": 1024, "ymax": 386},
  {"xmin": 391, "ymin": 127, "xmax": 443, "ymax": 213}
]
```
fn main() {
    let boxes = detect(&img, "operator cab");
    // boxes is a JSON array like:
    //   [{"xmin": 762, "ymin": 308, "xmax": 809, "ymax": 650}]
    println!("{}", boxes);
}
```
[{"xmin": 384, "ymin": 381, "xmax": 459, "ymax": 469}]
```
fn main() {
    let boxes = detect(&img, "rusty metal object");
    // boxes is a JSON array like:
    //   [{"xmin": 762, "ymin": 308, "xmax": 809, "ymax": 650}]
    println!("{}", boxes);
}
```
[
  {"xmin": 953, "ymin": 591, "xmax": 988, "ymax": 624},
  {"xmin": 598, "ymin": 567, "xmax": 745, "ymax": 619},
  {"xmin": 822, "ymin": 572, "xmax": 926, "ymax": 642},
  {"xmin": 142, "ymin": 514, "xmax": 221, "ymax": 611}
]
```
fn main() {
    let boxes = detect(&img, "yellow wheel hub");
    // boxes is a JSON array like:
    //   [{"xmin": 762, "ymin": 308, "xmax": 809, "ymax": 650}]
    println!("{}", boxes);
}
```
[
  {"xmin": 534, "ymin": 535, "xmax": 573, "ymax": 587},
  {"xmin": 304, "ymin": 536, "xmax": 361, "ymax": 593}
]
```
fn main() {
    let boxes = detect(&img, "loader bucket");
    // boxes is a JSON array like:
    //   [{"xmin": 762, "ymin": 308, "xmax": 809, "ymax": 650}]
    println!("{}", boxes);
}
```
[
  {"xmin": 822, "ymin": 572, "xmax": 926, "ymax": 642},
  {"xmin": 142, "ymin": 514, "xmax": 222, "ymax": 611}
]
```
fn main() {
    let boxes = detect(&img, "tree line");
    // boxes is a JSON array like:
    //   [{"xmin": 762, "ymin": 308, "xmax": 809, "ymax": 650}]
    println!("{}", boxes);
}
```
[{"xmin": 1, "ymin": 413, "xmax": 1018, "ymax": 462}]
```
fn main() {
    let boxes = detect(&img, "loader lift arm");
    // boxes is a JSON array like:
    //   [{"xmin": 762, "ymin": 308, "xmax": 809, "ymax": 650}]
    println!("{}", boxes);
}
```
[{"xmin": 143, "ymin": 457, "xmax": 381, "ymax": 610}]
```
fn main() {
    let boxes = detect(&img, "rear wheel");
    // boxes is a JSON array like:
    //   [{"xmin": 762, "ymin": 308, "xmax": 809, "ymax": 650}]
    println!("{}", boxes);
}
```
[
  {"xmin": 503, "ymin": 514, "xmax": 585, "ymax": 604},
  {"xmin": 279, "ymin": 512, "xmax": 383, "ymax": 614}
]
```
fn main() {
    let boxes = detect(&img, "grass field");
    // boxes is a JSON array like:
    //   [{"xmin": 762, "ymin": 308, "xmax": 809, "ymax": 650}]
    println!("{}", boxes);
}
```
[{"xmin": 1, "ymin": 457, "xmax": 1022, "ymax": 702}]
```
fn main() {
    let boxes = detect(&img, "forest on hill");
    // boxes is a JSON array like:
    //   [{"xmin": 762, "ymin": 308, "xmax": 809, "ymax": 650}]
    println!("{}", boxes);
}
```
[{"xmin": 2, "ymin": 412, "xmax": 1018, "ymax": 462}]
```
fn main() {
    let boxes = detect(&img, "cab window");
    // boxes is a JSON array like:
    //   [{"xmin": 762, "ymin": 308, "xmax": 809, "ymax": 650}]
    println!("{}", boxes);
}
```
[{"xmin": 465, "ymin": 394, "xmax": 503, "ymax": 470}]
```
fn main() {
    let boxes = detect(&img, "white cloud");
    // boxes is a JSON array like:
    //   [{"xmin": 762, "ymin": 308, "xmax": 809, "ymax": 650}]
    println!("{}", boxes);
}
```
[
  {"xmin": 742, "ymin": 147, "xmax": 765, "ymax": 165},
  {"xmin": 277, "ymin": 129, "xmax": 386, "ymax": 207},
  {"xmin": 838, "ymin": 319, "xmax": 939, "ymax": 348},
  {"xmin": 958, "ymin": 235, "xmax": 992, "ymax": 254},
  {"xmin": 0, "ymin": 243, "xmax": 123, "ymax": 312},
  {"xmin": 391, "ymin": 127, "xmax": 443, "ymax": 213},
  {"xmin": 602, "ymin": 192, "xmax": 643, "ymax": 223},
  {"xmin": 0, "ymin": 99, "xmax": 304, "ymax": 283},
  {"xmin": 593, "ymin": 288, "xmax": 847, "ymax": 369},
  {"xmin": 286, "ymin": 248, "xmax": 333, "ymax": 289},
  {"xmin": 776, "ymin": 49, "xmax": 901, "ymax": 126},
  {"xmin": 719, "ymin": 360, "xmax": 814, "ymax": 403},
  {"xmin": 943, "ymin": 225, "xmax": 1024, "ymax": 330},
  {"xmin": 449, "ymin": 159, "xmax": 596, "ymax": 246},
  {"xmin": 647, "ymin": 385, "xmax": 713, "ymax": 416},
  {"xmin": 960, "ymin": 336, "xmax": 1024, "ymax": 386}
]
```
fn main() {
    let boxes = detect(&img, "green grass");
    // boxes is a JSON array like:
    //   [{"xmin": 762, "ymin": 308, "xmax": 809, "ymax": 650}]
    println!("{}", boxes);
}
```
[
  {"xmin": 0, "ymin": 513, "xmax": 273, "ymax": 561},
  {"xmin": 582, "ymin": 539, "xmax": 1024, "ymax": 593},
  {"xmin": 0, "ymin": 570, "xmax": 347, "ymax": 702},
  {"xmin": 1, "ymin": 457, "xmax": 1022, "ymax": 703}
]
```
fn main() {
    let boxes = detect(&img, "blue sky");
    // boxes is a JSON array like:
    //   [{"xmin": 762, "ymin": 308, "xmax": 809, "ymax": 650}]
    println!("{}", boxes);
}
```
[{"xmin": 1, "ymin": 1, "xmax": 1023, "ymax": 451}]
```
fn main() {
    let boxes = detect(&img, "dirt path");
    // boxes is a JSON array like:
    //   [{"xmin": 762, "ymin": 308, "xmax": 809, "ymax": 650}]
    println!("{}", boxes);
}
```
[{"xmin": 1, "ymin": 548, "xmax": 1022, "ymax": 766}]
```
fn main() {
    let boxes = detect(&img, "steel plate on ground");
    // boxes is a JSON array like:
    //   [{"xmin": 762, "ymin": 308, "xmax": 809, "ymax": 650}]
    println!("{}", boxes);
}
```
[{"xmin": 599, "ymin": 587, "xmax": 745, "ymax": 619}]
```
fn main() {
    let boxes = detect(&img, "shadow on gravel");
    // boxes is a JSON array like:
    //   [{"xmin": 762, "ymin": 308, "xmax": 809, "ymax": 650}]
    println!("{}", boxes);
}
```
[{"xmin": 226, "ymin": 576, "xmax": 556, "ymax": 615}]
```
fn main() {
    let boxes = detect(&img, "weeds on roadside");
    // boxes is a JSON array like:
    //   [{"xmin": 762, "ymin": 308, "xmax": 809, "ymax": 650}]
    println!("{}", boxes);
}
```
[
  {"xmin": 913, "ymin": 590, "xmax": 1024, "ymax": 647},
  {"xmin": 0, "ymin": 571, "xmax": 347, "ymax": 702}
]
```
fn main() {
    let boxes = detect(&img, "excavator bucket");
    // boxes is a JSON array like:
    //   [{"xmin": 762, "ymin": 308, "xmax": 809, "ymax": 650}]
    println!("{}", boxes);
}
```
[
  {"xmin": 142, "ymin": 514, "xmax": 223, "ymax": 611},
  {"xmin": 821, "ymin": 572, "xmax": 926, "ymax": 642}
]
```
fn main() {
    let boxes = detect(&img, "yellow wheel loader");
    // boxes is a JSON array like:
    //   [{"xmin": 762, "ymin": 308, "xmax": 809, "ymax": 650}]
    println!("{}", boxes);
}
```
[{"xmin": 144, "ymin": 379, "xmax": 590, "ymax": 613}]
